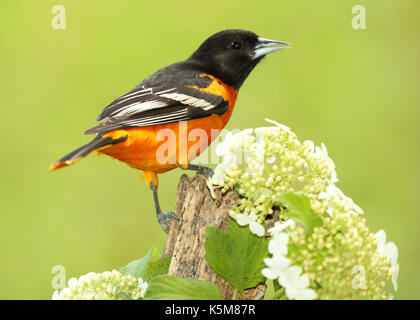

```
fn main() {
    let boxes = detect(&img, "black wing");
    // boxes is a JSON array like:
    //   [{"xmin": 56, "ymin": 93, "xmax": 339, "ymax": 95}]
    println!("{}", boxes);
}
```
[{"xmin": 85, "ymin": 72, "xmax": 228, "ymax": 135}]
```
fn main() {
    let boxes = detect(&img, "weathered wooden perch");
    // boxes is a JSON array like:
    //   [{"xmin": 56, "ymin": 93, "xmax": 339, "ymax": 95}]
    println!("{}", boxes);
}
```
[{"xmin": 162, "ymin": 173, "xmax": 267, "ymax": 300}]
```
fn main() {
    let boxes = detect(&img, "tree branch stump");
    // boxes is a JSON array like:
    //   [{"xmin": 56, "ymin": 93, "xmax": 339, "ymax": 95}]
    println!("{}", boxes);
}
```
[{"xmin": 162, "ymin": 173, "xmax": 267, "ymax": 300}]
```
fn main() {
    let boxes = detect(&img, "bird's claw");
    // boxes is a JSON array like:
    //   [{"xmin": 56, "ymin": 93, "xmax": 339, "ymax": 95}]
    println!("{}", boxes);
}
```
[
  {"xmin": 157, "ymin": 211, "xmax": 180, "ymax": 233},
  {"xmin": 197, "ymin": 166, "xmax": 214, "ymax": 178},
  {"xmin": 177, "ymin": 162, "xmax": 214, "ymax": 178}
]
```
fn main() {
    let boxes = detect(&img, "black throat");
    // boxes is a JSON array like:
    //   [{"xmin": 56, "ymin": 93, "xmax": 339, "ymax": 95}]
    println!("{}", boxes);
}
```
[{"xmin": 187, "ymin": 55, "xmax": 263, "ymax": 90}]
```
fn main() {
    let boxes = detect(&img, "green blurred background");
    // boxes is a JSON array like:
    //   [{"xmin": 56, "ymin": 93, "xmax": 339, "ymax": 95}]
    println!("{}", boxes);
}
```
[{"xmin": 0, "ymin": 0, "xmax": 418, "ymax": 299}]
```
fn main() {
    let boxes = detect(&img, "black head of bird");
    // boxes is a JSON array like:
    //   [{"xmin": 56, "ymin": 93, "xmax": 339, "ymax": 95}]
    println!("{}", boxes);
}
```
[{"xmin": 189, "ymin": 29, "xmax": 290, "ymax": 89}]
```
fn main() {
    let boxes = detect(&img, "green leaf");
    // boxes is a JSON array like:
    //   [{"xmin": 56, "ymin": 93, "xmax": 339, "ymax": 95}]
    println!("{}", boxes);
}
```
[
  {"xmin": 205, "ymin": 218, "xmax": 268, "ymax": 291},
  {"xmin": 264, "ymin": 279, "xmax": 286, "ymax": 300},
  {"xmin": 143, "ymin": 256, "xmax": 171, "ymax": 282},
  {"xmin": 278, "ymin": 192, "xmax": 322, "ymax": 234},
  {"xmin": 145, "ymin": 275, "xmax": 222, "ymax": 300},
  {"xmin": 264, "ymin": 279, "xmax": 276, "ymax": 300},
  {"xmin": 120, "ymin": 248, "xmax": 153, "ymax": 278},
  {"xmin": 120, "ymin": 248, "xmax": 172, "ymax": 281},
  {"xmin": 120, "ymin": 247, "xmax": 172, "ymax": 282}
]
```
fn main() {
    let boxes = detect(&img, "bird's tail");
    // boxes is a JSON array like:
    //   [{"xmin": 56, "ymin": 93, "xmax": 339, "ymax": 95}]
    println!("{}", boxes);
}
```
[{"xmin": 49, "ymin": 135, "xmax": 127, "ymax": 171}]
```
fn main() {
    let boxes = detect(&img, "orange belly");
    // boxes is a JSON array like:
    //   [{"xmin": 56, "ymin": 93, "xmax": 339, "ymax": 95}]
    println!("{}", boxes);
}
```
[
  {"xmin": 100, "ymin": 115, "xmax": 228, "ymax": 173},
  {"xmin": 100, "ymin": 76, "xmax": 238, "ymax": 177}
]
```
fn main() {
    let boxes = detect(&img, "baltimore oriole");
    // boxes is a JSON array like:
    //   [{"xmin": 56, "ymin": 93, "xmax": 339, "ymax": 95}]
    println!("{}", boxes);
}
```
[{"xmin": 50, "ymin": 29, "xmax": 289, "ymax": 232}]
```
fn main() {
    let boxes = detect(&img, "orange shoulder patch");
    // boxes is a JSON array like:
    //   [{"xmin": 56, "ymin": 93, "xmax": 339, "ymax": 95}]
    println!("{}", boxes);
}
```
[{"xmin": 187, "ymin": 74, "xmax": 238, "ymax": 106}]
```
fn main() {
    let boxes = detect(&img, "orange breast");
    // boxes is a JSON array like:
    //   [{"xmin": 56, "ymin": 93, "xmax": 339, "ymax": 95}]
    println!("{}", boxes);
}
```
[{"xmin": 100, "ymin": 76, "xmax": 237, "ymax": 173}]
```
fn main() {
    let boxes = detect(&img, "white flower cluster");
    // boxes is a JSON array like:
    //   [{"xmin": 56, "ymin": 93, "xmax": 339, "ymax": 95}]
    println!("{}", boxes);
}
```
[
  {"xmin": 52, "ymin": 270, "xmax": 148, "ymax": 300},
  {"xmin": 209, "ymin": 119, "xmax": 399, "ymax": 300},
  {"xmin": 210, "ymin": 118, "xmax": 353, "ymax": 234},
  {"xmin": 262, "ymin": 220, "xmax": 317, "ymax": 300}
]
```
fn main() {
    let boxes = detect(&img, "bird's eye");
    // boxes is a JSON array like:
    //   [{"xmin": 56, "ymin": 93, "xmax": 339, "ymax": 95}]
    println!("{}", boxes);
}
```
[{"xmin": 231, "ymin": 41, "xmax": 241, "ymax": 51}]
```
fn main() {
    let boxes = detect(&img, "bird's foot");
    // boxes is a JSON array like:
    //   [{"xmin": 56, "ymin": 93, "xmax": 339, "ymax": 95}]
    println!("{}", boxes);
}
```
[
  {"xmin": 177, "ymin": 162, "xmax": 214, "ymax": 178},
  {"xmin": 157, "ymin": 210, "xmax": 180, "ymax": 234}
]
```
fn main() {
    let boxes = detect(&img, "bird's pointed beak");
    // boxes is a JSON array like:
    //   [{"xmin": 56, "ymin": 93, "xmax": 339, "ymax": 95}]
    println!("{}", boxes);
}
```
[{"xmin": 252, "ymin": 37, "xmax": 291, "ymax": 60}]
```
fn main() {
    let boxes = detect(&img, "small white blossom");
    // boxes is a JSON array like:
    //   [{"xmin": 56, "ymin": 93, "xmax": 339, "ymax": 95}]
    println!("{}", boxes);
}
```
[
  {"xmin": 211, "ymin": 163, "xmax": 230, "ymax": 185},
  {"xmin": 215, "ymin": 132, "xmax": 233, "ymax": 157},
  {"xmin": 268, "ymin": 232, "xmax": 289, "ymax": 256},
  {"xmin": 303, "ymin": 140, "xmax": 315, "ymax": 154},
  {"xmin": 236, "ymin": 212, "xmax": 265, "ymax": 236},
  {"xmin": 375, "ymin": 230, "xmax": 399, "ymax": 291},
  {"xmin": 264, "ymin": 118, "xmax": 296, "ymax": 137},
  {"xmin": 206, "ymin": 177, "xmax": 216, "ymax": 199},
  {"xmin": 262, "ymin": 256, "xmax": 291, "ymax": 279},
  {"xmin": 269, "ymin": 220, "xmax": 295, "ymax": 234},
  {"xmin": 279, "ymin": 266, "xmax": 317, "ymax": 300},
  {"xmin": 52, "ymin": 290, "xmax": 60, "ymax": 300},
  {"xmin": 321, "ymin": 184, "xmax": 364, "ymax": 216},
  {"xmin": 67, "ymin": 277, "xmax": 78, "ymax": 287}
]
